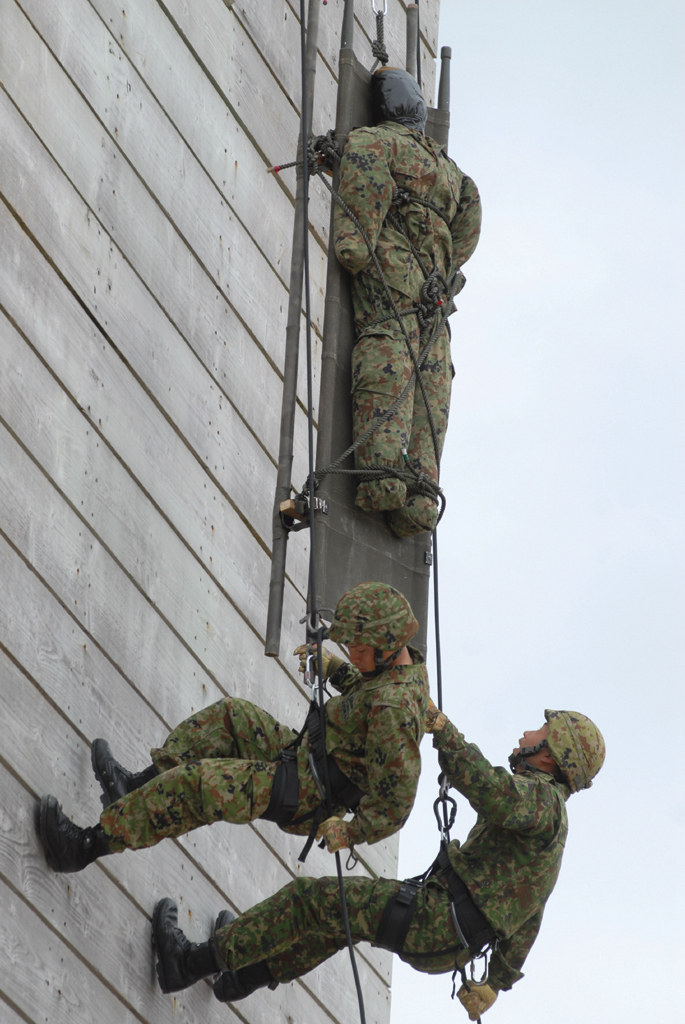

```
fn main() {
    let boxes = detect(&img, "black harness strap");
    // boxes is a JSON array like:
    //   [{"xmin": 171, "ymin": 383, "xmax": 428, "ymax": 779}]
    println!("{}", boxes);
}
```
[
  {"xmin": 436, "ymin": 847, "xmax": 496, "ymax": 956},
  {"xmin": 259, "ymin": 700, "xmax": 364, "ymax": 861},
  {"xmin": 374, "ymin": 850, "xmax": 496, "ymax": 961},
  {"xmin": 374, "ymin": 879, "xmax": 422, "ymax": 953},
  {"xmin": 260, "ymin": 750, "xmax": 300, "ymax": 825},
  {"xmin": 305, "ymin": 703, "xmax": 364, "ymax": 810},
  {"xmin": 296, "ymin": 701, "xmax": 364, "ymax": 863}
]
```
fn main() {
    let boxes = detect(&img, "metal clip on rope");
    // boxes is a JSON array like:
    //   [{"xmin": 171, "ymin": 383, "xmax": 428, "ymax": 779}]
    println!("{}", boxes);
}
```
[{"xmin": 433, "ymin": 773, "xmax": 457, "ymax": 843}]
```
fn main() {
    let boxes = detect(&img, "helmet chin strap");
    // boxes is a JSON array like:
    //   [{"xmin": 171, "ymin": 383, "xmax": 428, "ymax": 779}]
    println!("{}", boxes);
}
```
[
  {"xmin": 508, "ymin": 738, "xmax": 549, "ymax": 775},
  {"xmin": 361, "ymin": 648, "xmax": 402, "ymax": 679},
  {"xmin": 375, "ymin": 647, "xmax": 401, "ymax": 670}
]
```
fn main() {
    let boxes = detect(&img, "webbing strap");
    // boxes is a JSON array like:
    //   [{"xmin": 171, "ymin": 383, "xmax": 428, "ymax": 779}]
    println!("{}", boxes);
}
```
[
  {"xmin": 305, "ymin": 703, "xmax": 363, "ymax": 810},
  {"xmin": 260, "ymin": 751, "xmax": 299, "ymax": 825},
  {"xmin": 374, "ymin": 879, "xmax": 422, "ymax": 953},
  {"xmin": 436, "ymin": 848, "xmax": 496, "ymax": 956}
]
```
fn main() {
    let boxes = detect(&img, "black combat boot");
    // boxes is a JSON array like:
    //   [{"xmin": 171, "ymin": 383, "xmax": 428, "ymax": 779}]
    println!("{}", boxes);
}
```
[
  {"xmin": 152, "ymin": 898, "xmax": 222, "ymax": 994},
  {"xmin": 91, "ymin": 738, "xmax": 158, "ymax": 808},
  {"xmin": 39, "ymin": 795, "xmax": 111, "ymax": 873}
]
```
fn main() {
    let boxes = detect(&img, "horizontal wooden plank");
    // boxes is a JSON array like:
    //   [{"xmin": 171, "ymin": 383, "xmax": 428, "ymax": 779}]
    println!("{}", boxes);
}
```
[
  {"xmin": 93, "ymin": 0, "xmax": 333, "ymax": 255},
  {"xmin": 0, "ymin": 204, "xmax": 310, "ymax": 675},
  {"xmin": 3, "ymin": 0, "xmax": 321, "ymax": 447},
  {"xmin": 0, "ymin": 648, "xmax": 391, "ymax": 1022},
  {"xmin": 156, "ymin": 0, "xmax": 334, "ymax": 244},
  {"xmin": 0, "ymin": 75, "xmax": 314, "ymax": 596},
  {"xmin": 0, "ymin": 880, "xmax": 141, "ymax": 1024},
  {"xmin": 0, "ymin": 420, "xmax": 285, "ymax": 721},
  {"xmin": 16, "ymin": 0, "xmax": 328, "ymax": 337}
]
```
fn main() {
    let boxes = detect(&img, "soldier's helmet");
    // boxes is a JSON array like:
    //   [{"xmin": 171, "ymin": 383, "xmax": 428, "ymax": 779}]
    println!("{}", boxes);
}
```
[
  {"xmin": 544, "ymin": 710, "xmax": 606, "ymax": 793},
  {"xmin": 372, "ymin": 67, "xmax": 427, "ymax": 134},
  {"xmin": 328, "ymin": 582, "xmax": 419, "ymax": 650}
]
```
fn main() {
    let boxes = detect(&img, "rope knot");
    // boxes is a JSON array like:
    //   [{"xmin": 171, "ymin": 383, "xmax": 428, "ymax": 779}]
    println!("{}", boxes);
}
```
[
  {"xmin": 417, "ymin": 270, "xmax": 447, "ymax": 329},
  {"xmin": 308, "ymin": 131, "xmax": 343, "ymax": 176},
  {"xmin": 370, "ymin": 12, "xmax": 389, "ymax": 72}
]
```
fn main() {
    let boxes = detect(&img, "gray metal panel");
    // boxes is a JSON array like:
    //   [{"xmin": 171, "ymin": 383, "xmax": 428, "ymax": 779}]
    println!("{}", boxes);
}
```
[
  {"xmin": 313, "ymin": 50, "xmax": 450, "ymax": 653},
  {"xmin": 426, "ymin": 108, "xmax": 450, "ymax": 150}
]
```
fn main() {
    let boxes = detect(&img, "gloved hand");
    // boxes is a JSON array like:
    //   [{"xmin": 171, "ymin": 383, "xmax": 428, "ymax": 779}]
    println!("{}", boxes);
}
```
[
  {"xmin": 317, "ymin": 815, "xmax": 350, "ymax": 853},
  {"xmin": 457, "ymin": 981, "xmax": 497, "ymax": 1020},
  {"xmin": 294, "ymin": 644, "xmax": 344, "ymax": 679},
  {"xmin": 424, "ymin": 698, "xmax": 448, "ymax": 734}
]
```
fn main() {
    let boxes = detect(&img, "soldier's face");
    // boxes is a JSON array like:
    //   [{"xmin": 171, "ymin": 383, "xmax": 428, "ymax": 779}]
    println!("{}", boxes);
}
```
[
  {"xmin": 347, "ymin": 644, "xmax": 376, "ymax": 673},
  {"xmin": 512, "ymin": 723, "xmax": 549, "ymax": 756}
]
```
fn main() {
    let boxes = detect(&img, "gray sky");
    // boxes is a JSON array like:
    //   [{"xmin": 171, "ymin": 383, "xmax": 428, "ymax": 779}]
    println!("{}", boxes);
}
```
[{"xmin": 391, "ymin": 1, "xmax": 684, "ymax": 1021}]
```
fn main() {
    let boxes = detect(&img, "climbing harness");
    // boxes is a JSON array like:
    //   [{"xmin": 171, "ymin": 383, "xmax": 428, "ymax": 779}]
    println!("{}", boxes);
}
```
[{"xmin": 374, "ymin": 777, "xmax": 496, "ymax": 1022}]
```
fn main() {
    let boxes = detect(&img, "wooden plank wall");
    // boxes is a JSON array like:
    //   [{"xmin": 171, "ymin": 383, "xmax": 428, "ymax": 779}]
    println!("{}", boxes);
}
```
[{"xmin": 0, "ymin": 0, "xmax": 440, "ymax": 1021}]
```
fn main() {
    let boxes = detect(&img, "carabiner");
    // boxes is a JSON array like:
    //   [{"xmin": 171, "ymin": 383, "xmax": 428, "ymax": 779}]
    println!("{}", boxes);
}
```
[
  {"xmin": 304, "ymin": 649, "xmax": 317, "ymax": 696},
  {"xmin": 371, "ymin": 0, "xmax": 387, "ymax": 15}
]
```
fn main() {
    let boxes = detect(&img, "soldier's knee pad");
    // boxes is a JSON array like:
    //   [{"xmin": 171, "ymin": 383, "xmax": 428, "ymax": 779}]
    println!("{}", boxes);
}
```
[
  {"xmin": 355, "ymin": 476, "xmax": 407, "ymax": 512},
  {"xmin": 387, "ymin": 496, "xmax": 438, "ymax": 538}
]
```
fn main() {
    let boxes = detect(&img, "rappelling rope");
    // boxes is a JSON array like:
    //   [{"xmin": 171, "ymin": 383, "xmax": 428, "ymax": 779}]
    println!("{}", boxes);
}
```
[
  {"xmin": 296, "ymin": 3, "xmax": 366, "ymax": 1022},
  {"xmin": 369, "ymin": 1, "xmax": 389, "ymax": 73}
]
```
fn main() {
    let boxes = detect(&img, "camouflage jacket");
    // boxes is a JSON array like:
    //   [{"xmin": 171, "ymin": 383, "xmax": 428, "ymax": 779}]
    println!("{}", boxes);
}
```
[
  {"xmin": 333, "ymin": 122, "xmax": 481, "ymax": 333},
  {"xmin": 300, "ymin": 648, "xmax": 429, "ymax": 846},
  {"xmin": 433, "ymin": 720, "xmax": 570, "ymax": 992}
]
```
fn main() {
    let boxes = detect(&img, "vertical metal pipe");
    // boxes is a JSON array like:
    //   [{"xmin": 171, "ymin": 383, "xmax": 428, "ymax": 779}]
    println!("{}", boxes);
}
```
[
  {"xmin": 265, "ymin": 0, "xmax": 320, "ymax": 656},
  {"xmin": 415, "ymin": 0, "xmax": 422, "ymax": 88},
  {"xmin": 438, "ymin": 46, "xmax": 451, "ymax": 110},
  {"xmin": 340, "ymin": 0, "xmax": 355, "ymax": 49},
  {"xmin": 405, "ymin": 4, "xmax": 418, "ymax": 79}
]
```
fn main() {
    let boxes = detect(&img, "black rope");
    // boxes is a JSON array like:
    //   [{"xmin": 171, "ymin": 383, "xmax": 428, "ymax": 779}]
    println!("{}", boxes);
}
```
[
  {"xmin": 433, "ymin": 527, "xmax": 443, "ymax": 711},
  {"xmin": 370, "ymin": 10, "xmax": 389, "ymax": 73},
  {"xmin": 297, "ymin": 4, "xmax": 366, "ymax": 1022}
]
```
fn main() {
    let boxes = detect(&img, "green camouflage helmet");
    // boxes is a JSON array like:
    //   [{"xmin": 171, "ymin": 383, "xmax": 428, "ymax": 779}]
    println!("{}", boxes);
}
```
[
  {"xmin": 328, "ymin": 582, "xmax": 419, "ymax": 650},
  {"xmin": 545, "ymin": 709, "xmax": 606, "ymax": 793}
]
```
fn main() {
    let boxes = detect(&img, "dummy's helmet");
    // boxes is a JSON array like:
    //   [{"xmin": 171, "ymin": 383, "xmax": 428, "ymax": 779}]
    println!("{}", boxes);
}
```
[
  {"xmin": 371, "ymin": 67, "xmax": 427, "ymax": 134},
  {"xmin": 328, "ymin": 582, "xmax": 419, "ymax": 651},
  {"xmin": 544, "ymin": 709, "xmax": 606, "ymax": 793}
]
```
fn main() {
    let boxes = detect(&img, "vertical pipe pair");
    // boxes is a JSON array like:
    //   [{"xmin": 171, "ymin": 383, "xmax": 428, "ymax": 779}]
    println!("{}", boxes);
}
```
[
  {"xmin": 405, "ymin": 4, "xmax": 450, "ymax": 112},
  {"xmin": 265, "ymin": 0, "xmax": 322, "ymax": 656}
]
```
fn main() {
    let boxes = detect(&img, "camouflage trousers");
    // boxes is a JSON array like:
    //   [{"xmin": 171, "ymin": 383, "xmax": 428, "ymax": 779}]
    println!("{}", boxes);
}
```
[
  {"xmin": 216, "ymin": 874, "xmax": 466, "ymax": 980},
  {"xmin": 99, "ymin": 698, "xmax": 322, "ymax": 852},
  {"xmin": 352, "ymin": 314, "xmax": 451, "ymax": 538}
]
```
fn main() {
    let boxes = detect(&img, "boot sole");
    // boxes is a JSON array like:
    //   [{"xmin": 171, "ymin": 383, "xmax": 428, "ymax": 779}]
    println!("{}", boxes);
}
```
[
  {"xmin": 39, "ymin": 795, "xmax": 64, "ymax": 872},
  {"xmin": 90, "ymin": 738, "xmax": 118, "ymax": 809},
  {"xmin": 151, "ymin": 897, "xmax": 182, "ymax": 994}
]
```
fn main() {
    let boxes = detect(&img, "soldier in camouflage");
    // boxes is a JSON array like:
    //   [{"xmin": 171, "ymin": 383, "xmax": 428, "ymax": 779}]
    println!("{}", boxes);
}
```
[
  {"xmin": 148, "ymin": 706, "xmax": 605, "ymax": 1016},
  {"xmin": 38, "ymin": 583, "xmax": 430, "ymax": 870},
  {"xmin": 333, "ymin": 68, "xmax": 482, "ymax": 538}
]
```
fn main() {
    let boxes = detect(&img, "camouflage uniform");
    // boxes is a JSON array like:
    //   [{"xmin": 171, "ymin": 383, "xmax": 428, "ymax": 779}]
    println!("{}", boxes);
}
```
[
  {"xmin": 333, "ymin": 122, "xmax": 481, "ymax": 536},
  {"xmin": 212, "ymin": 717, "xmax": 568, "ymax": 994},
  {"xmin": 99, "ymin": 653, "xmax": 429, "ymax": 853}
]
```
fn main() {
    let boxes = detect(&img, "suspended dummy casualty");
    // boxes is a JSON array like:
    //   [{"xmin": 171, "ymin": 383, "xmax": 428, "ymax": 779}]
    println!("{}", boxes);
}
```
[{"xmin": 333, "ymin": 68, "xmax": 482, "ymax": 538}]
